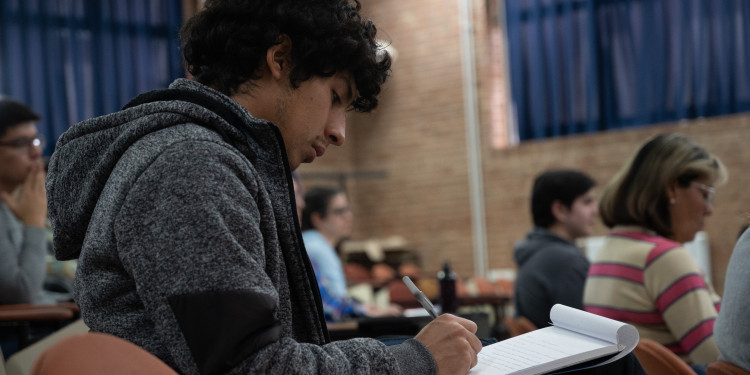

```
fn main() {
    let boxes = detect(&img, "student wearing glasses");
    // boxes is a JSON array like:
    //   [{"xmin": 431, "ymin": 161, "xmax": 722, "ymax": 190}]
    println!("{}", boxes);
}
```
[
  {"xmin": 0, "ymin": 98, "xmax": 48, "ymax": 306},
  {"xmin": 302, "ymin": 186, "xmax": 401, "ymax": 321},
  {"xmin": 584, "ymin": 133, "xmax": 726, "ymax": 371}
]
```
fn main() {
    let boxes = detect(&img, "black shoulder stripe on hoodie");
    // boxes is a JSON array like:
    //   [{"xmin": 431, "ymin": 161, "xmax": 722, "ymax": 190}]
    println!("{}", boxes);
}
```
[{"xmin": 167, "ymin": 290, "xmax": 282, "ymax": 375}]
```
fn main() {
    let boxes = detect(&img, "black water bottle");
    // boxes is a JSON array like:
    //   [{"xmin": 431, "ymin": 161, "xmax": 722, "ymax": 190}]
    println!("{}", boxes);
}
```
[{"xmin": 438, "ymin": 261, "xmax": 457, "ymax": 314}]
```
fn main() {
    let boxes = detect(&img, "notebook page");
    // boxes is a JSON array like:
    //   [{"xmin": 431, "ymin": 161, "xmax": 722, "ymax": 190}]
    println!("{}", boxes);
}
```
[
  {"xmin": 549, "ymin": 304, "xmax": 620, "ymax": 345},
  {"xmin": 549, "ymin": 304, "xmax": 639, "ymax": 366},
  {"xmin": 469, "ymin": 326, "xmax": 618, "ymax": 375}
]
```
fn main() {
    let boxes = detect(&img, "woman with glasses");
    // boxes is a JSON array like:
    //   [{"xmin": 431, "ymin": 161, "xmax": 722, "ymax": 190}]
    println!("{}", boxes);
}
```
[{"xmin": 583, "ymin": 133, "xmax": 727, "ymax": 373}]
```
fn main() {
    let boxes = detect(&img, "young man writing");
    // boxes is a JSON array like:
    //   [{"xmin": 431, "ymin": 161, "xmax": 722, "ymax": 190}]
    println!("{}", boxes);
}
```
[
  {"xmin": 513, "ymin": 169, "xmax": 598, "ymax": 329},
  {"xmin": 46, "ymin": 0, "xmax": 481, "ymax": 374}
]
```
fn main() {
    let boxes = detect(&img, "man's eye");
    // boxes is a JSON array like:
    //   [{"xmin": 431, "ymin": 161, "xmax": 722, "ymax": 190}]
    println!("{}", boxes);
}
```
[
  {"xmin": 332, "ymin": 91, "xmax": 341, "ymax": 104},
  {"xmin": 11, "ymin": 138, "xmax": 30, "ymax": 147}
]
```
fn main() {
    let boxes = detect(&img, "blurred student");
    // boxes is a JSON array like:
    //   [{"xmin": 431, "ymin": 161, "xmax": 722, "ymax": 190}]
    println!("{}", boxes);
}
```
[
  {"xmin": 302, "ymin": 186, "xmax": 400, "ymax": 321},
  {"xmin": 714, "ymin": 221, "xmax": 750, "ymax": 372},
  {"xmin": 513, "ymin": 169, "xmax": 598, "ymax": 329},
  {"xmin": 0, "ymin": 99, "xmax": 50, "ymax": 358},
  {"xmin": 0, "ymin": 98, "xmax": 48, "ymax": 305},
  {"xmin": 584, "ymin": 133, "xmax": 726, "ymax": 368}
]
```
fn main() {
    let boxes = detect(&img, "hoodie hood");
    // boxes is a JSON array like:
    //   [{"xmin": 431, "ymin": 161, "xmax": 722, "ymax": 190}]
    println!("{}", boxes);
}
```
[
  {"xmin": 46, "ymin": 79, "xmax": 280, "ymax": 260},
  {"xmin": 513, "ymin": 227, "xmax": 577, "ymax": 267}
]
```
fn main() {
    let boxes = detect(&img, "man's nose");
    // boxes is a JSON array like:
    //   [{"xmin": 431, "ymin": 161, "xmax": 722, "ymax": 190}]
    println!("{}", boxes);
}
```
[
  {"xmin": 29, "ymin": 143, "xmax": 43, "ymax": 158},
  {"xmin": 325, "ymin": 112, "xmax": 346, "ymax": 146}
]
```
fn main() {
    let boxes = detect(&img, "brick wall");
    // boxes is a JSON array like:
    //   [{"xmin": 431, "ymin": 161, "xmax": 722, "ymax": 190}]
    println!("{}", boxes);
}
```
[
  {"xmin": 297, "ymin": 0, "xmax": 750, "ymax": 293},
  {"xmin": 299, "ymin": 0, "xmax": 475, "ymax": 277}
]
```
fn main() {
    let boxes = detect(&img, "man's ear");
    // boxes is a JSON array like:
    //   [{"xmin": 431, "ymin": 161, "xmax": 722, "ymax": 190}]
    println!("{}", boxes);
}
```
[
  {"xmin": 551, "ymin": 200, "xmax": 569, "ymax": 223},
  {"xmin": 265, "ymin": 35, "xmax": 292, "ymax": 81},
  {"xmin": 310, "ymin": 211, "xmax": 324, "ymax": 229}
]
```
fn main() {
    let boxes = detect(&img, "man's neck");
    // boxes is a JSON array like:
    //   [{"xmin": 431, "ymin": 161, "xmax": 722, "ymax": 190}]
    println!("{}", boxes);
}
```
[
  {"xmin": 229, "ymin": 76, "xmax": 279, "ymax": 123},
  {"xmin": 545, "ymin": 223, "xmax": 575, "ymax": 242},
  {"xmin": 320, "ymin": 231, "xmax": 339, "ymax": 248}
]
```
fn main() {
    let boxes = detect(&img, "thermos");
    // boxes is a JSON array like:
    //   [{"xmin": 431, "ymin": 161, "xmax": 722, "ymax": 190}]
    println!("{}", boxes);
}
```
[{"xmin": 437, "ymin": 260, "xmax": 457, "ymax": 314}]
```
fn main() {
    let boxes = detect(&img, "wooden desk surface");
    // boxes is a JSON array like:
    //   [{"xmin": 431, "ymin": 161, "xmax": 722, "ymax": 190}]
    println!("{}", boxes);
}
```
[
  {"xmin": 0, "ymin": 304, "xmax": 75, "ymax": 322},
  {"xmin": 327, "ymin": 321, "xmax": 359, "ymax": 332},
  {"xmin": 326, "ymin": 312, "xmax": 494, "ymax": 341}
]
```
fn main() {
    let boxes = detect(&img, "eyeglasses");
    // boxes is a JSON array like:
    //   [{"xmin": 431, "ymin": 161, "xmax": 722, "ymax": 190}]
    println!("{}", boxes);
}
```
[
  {"xmin": 0, "ymin": 135, "xmax": 46, "ymax": 150},
  {"xmin": 691, "ymin": 181, "xmax": 716, "ymax": 204},
  {"xmin": 329, "ymin": 206, "xmax": 352, "ymax": 216}
]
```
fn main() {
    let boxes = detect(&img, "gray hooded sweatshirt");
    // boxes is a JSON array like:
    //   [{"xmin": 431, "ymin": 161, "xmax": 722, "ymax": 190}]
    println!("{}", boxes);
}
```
[
  {"xmin": 46, "ymin": 78, "xmax": 435, "ymax": 375},
  {"xmin": 512, "ymin": 227, "xmax": 590, "ymax": 329}
]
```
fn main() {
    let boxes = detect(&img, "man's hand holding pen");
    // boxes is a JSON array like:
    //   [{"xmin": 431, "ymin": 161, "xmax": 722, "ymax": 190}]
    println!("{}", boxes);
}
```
[
  {"xmin": 415, "ymin": 311, "xmax": 483, "ymax": 374},
  {"xmin": 403, "ymin": 276, "xmax": 482, "ymax": 374}
]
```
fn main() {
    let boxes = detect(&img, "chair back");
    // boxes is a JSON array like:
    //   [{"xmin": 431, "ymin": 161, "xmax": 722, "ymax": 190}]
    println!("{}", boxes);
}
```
[
  {"xmin": 472, "ymin": 277, "xmax": 496, "ymax": 295},
  {"xmin": 632, "ymin": 338, "xmax": 696, "ymax": 375},
  {"xmin": 343, "ymin": 263, "xmax": 371, "ymax": 285},
  {"xmin": 0, "ymin": 303, "xmax": 77, "ymax": 353},
  {"xmin": 503, "ymin": 316, "xmax": 537, "ymax": 337},
  {"xmin": 5, "ymin": 319, "xmax": 89, "ymax": 375},
  {"xmin": 492, "ymin": 279, "xmax": 514, "ymax": 295},
  {"xmin": 388, "ymin": 280, "xmax": 417, "ymax": 308},
  {"xmin": 31, "ymin": 332, "xmax": 177, "ymax": 375},
  {"xmin": 707, "ymin": 360, "xmax": 750, "ymax": 375}
]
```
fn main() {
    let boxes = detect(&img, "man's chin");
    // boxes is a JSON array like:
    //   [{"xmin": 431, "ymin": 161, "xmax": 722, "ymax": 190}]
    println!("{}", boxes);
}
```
[
  {"xmin": 298, "ymin": 153, "xmax": 317, "ymax": 167},
  {"xmin": 289, "ymin": 158, "xmax": 304, "ymax": 171}
]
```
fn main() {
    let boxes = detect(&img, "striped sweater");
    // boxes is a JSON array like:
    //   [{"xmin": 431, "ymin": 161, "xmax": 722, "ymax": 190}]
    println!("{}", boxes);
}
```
[{"xmin": 583, "ymin": 226, "xmax": 721, "ymax": 365}]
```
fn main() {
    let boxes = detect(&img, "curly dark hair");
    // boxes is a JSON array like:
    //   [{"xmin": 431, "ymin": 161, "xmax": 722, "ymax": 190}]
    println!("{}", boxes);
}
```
[{"xmin": 180, "ymin": 0, "xmax": 391, "ymax": 112}]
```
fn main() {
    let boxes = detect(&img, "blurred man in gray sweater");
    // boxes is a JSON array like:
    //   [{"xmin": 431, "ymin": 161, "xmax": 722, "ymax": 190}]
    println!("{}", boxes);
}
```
[
  {"xmin": 0, "ymin": 98, "xmax": 47, "ymax": 306},
  {"xmin": 46, "ymin": 0, "xmax": 481, "ymax": 374},
  {"xmin": 513, "ymin": 169, "xmax": 598, "ymax": 328}
]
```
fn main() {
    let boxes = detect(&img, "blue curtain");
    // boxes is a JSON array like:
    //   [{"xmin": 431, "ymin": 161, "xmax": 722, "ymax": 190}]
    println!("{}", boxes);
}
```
[
  {"xmin": 0, "ymin": 0, "xmax": 183, "ymax": 155},
  {"xmin": 504, "ymin": 0, "xmax": 750, "ymax": 141}
]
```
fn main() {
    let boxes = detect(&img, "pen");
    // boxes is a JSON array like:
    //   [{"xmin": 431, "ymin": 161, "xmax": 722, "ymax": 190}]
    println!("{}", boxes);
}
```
[{"xmin": 402, "ymin": 276, "xmax": 439, "ymax": 319}]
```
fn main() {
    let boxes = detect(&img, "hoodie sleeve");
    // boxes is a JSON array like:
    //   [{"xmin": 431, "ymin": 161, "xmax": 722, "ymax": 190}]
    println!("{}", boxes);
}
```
[{"xmin": 114, "ymin": 139, "xmax": 435, "ymax": 375}]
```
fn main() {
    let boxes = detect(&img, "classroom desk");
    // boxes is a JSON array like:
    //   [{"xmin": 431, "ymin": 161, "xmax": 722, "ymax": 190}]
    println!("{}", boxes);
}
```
[
  {"xmin": 393, "ymin": 294, "xmax": 510, "ymax": 327},
  {"xmin": 327, "ymin": 312, "xmax": 491, "ymax": 341},
  {"xmin": 459, "ymin": 294, "xmax": 512, "ymax": 339},
  {"xmin": 393, "ymin": 294, "xmax": 510, "ymax": 313},
  {"xmin": 390, "ymin": 293, "xmax": 511, "ymax": 338},
  {"xmin": 0, "ymin": 304, "xmax": 78, "ymax": 349}
]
